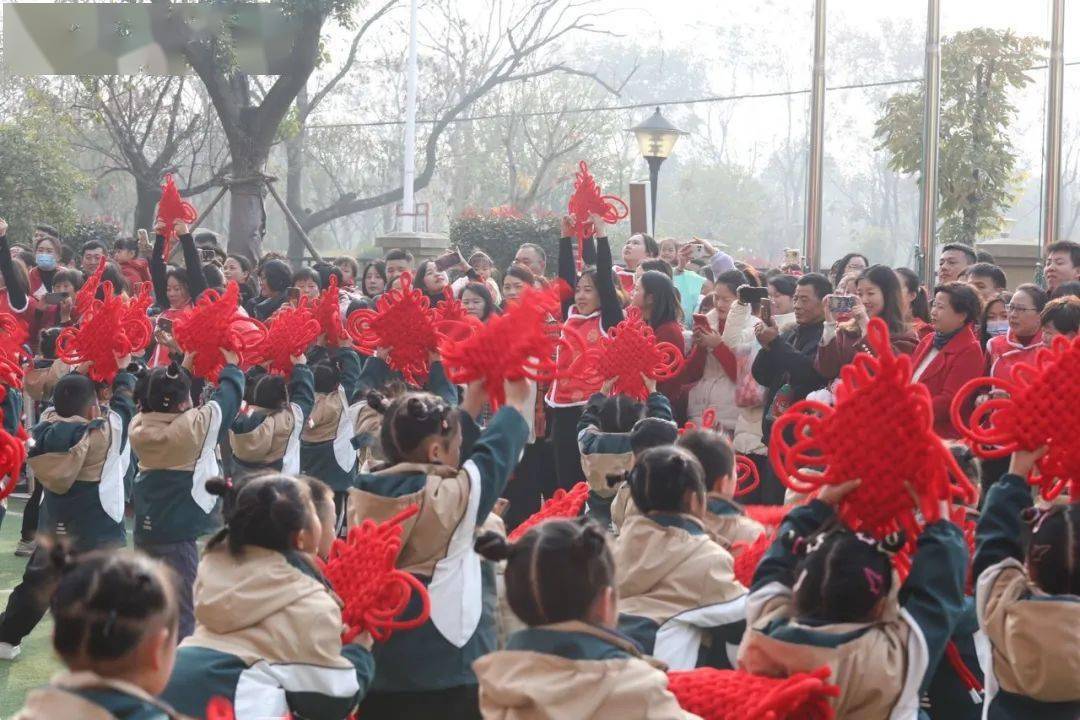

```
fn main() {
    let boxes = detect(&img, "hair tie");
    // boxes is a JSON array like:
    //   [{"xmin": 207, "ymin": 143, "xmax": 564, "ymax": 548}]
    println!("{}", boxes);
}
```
[{"xmin": 102, "ymin": 609, "xmax": 118, "ymax": 637}]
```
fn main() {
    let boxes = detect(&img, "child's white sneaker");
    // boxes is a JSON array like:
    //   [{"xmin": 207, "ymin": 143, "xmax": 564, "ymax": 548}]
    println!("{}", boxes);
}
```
[{"xmin": 0, "ymin": 642, "xmax": 20, "ymax": 660}]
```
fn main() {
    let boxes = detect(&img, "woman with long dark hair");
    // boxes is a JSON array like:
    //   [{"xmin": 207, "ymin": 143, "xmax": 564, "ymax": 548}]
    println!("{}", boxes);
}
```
[
  {"xmin": 829, "ymin": 252, "xmax": 869, "ymax": 287},
  {"xmin": 360, "ymin": 260, "xmax": 388, "ymax": 299},
  {"xmin": 895, "ymin": 266, "xmax": 932, "ymax": 339},
  {"xmin": 458, "ymin": 281, "xmax": 500, "ymax": 322},
  {"xmin": 816, "ymin": 264, "xmax": 918, "ymax": 382}
]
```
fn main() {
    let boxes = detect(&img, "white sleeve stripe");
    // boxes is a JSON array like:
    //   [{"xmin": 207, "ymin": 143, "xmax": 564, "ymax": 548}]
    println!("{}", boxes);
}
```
[{"xmin": 891, "ymin": 607, "xmax": 930, "ymax": 720}]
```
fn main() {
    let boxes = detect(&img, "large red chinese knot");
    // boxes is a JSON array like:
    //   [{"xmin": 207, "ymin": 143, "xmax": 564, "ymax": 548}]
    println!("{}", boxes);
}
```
[
  {"xmin": 567, "ymin": 161, "xmax": 628, "ymax": 266},
  {"xmin": 74, "ymin": 257, "xmax": 108, "ymax": 318},
  {"xmin": 666, "ymin": 665, "xmax": 840, "ymax": 720},
  {"xmin": 438, "ymin": 281, "xmax": 570, "ymax": 409},
  {"xmin": 568, "ymin": 307, "xmax": 684, "ymax": 401},
  {"xmin": 951, "ymin": 333, "xmax": 1080, "ymax": 500},
  {"xmin": 346, "ymin": 272, "xmax": 438, "ymax": 385},
  {"xmin": 769, "ymin": 317, "xmax": 975, "ymax": 539},
  {"xmin": 320, "ymin": 504, "xmax": 430, "ymax": 644},
  {"xmin": 508, "ymin": 482, "xmax": 590, "ymax": 542},
  {"xmin": 173, "ymin": 282, "xmax": 267, "ymax": 382},
  {"xmin": 155, "ymin": 173, "xmax": 197, "ymax": 260},
  {"xmin": 56, "ymin": 282, "xmax": 153, "ymax": 384},
  {"xmin": 0, "ymin": 418, "xmax": 27, "ymax": 503},
  {"xmin": 249, "ymin": 300, "xmax": 320, "ymax": 375},
  {"xmin": 0, "ymin": 312, "xmax": 27, "ymax": 502}
]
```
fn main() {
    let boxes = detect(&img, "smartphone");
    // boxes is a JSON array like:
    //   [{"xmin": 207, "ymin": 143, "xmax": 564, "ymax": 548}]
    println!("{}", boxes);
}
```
[
  {"xmin": 287, "ymin": 287, "xmax": 302, "ymax": 306},
  {"xmin": 692, "ymin": 313, "xmax": 711, "ymax": 333},
  {"xmin": 828, "ymin": 295, "xmax": 857, "ymax": 315},
  {"xmin": 737, "ymin": 285, "xmax": 769, "ymax": 304},
  {"xmin": 783, "ymin": 247, "xmax": 802, "ymax": 265},
  {"xmin": 199, "ymin": 248, "xmax": 218, "ymax": 263},
  {"xmin": 42, "ymin": 292, "xmax": 69, "ymax": 305},
  {"xmin": 155, "ymin": 317, "xmax": 173, "ymax": 334},
  {"xmin": 759, "ymin": 297, "xmax": 773, "ymax": 326},
  {"xmin": 434, "ymin": 249, "xmax": 465, "ymax": 273},
  {"xmin": 691, "ymin": 243, "xmax": 709, "ymax": 260}
]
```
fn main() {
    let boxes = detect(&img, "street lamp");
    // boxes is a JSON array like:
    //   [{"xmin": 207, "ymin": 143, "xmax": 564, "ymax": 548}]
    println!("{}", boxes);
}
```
[{"xmin": 629, "ymin": 106, "xmax": 686, "ymax": 236}]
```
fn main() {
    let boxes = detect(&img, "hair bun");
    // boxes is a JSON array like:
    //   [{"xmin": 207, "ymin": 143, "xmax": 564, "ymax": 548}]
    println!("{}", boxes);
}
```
[
  {"xmin": 474, "ymin": 531, "xmax": 513, "ymax": 562},
  {"xmin": 576, "ymin": 522, "xmax": 608, "ymax": 557},
  {"xmin": 205, "ymin": 477, "xmax": 234, "ymax": 498},
  {"xmin": 165, "ymin": 362, "xmax": 181, "ymax": 380},
  {"xmin": 366, "ymin": 390, "xmax": 391, "ymax": 414}
]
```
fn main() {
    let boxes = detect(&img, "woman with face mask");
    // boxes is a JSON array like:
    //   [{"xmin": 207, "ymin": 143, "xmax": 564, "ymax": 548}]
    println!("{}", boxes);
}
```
[
  {"xmin": 28, "ymin": 231, "xmax": 63, "ymax": 297},
  {"xmin": 986, "ymin": 284, "xmax": 1047, "ymax": 380}
]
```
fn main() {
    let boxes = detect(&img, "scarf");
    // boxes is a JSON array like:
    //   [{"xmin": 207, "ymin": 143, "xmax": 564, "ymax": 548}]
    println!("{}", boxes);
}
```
[{"xmin": 932, "ymin": 325, "xmax": 963, "ymax": 350}]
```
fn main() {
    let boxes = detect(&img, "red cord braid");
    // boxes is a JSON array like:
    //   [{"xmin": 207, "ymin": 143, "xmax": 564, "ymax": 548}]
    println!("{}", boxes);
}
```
[
  {"xmin": 320, "ymin": 504, "xmax": 430, "ymax": 644},
  {"xmin": 0, "ymin": 415, "xmax": 27, "ymax": 502},
  {"xmin": 734, "ymin": 454, "xmax": 760, "ymax": 498},
  {"xmin": 731, "ymin": 529, "xmax": 775, "ymax": 588},
  {"xmin": 56, "ymin": 281, "xmax": 153, "ymax": 383},
  {"xmin": 769, "ymin": 317, "xmax": 976, "ymax": 540},
  {"xmin": 432, "ymin": 294, "xmax": 482, "ymax": 341},
  {"xmin": 0, "ymin": 311, "xmax": 27, "ymax": 364},
  {"xmin": 951, "ymin": 333, "xmax": 1080, "ymax": 500},
  {"xmin": 741, "ymin": 504, "xmax": 799, "ymax": 530},
  {"xmin": 438, "ymin": 281, "xmax": 572, "ymax": 409},
  {"xmin": 173, "ymin": 282, "xmax": 267, "ymax": 382},
  {"xmin": 567, "ymin": 161, "xmax": 628, "ymax": 267},
  {"xmin": 314, "ymin": 274, "xmax": 346, "ymax": 347},
  {"xmin": 346, "ymin": 272, "xmax": 438, "ymax": 385},
  {"xmin": 568, "ymin": 307, "xmax": 684, "ymax": 401},
  {"xmin": 155, "ymin": 173, "xmax": 197, "ymax": 260},
  {"xmin": 249, "ymin": 299, "xmax": 320, "ymax": 375},
  {"xmin": 508, "ymin": 482, "xmax": 590, "ymax": 542},
  {"xmin": 74, "ymin": 256, "xmax": 107, "ymax": 318},
  {"xmin": 667, "ymin": 665, "xmax": 840, "ymax": 720},
  {"xmin": 680, "ymin": 407, "xmax": 718, "ymax": 435}
]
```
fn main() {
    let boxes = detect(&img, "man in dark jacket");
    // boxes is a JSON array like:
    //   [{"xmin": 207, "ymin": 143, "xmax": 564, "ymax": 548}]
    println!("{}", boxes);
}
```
[{"xmin": 752, "ymin": 272, "xmax": 832, "ymax": 444}]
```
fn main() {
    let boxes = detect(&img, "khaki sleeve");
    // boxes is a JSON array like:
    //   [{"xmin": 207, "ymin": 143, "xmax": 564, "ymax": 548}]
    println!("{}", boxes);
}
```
[
  {"xmin": 29, "ymin": 438, "xmax": 91, "ymax": 494},
  {"xmin": 978, "ymin": 561, "xmax": 1028, "ymax": 647}
]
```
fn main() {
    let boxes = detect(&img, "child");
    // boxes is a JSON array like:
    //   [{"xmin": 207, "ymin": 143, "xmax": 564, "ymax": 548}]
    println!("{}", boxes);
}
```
[
  {"xmin": 676, "ymin": 429, "xmax": 765, "ymax": 547},
  {"xmin": 472, "ymin": 518, "xmax": 698, "ymax": 719},
  {"xmin": 299, "ymin": 342, "xmax": 363, "ymax": 531},
  {"xmin": 129, "ymin": 353, "xmax": 244, "ymax": 640},
  {"xmin": 609, "ymin": 416, "xmax": 680, "ymax": 532},
  {"xmin": 14, "ymin": 547, "xmax": 185, "ymax": 719},
  {"xmin": 162, "ymin": 474, "xmax": 374, "ymax": 719},
  {"xmin": 738, "ymin": 479, "xmax": 968, "ymax": 717},
  {"xmin": 577, "ymin": 376, "xmax": 675, "ymax": 528},
  {"xmin": 973, "ymin": 448, "xmax": 1080, "ymax": 719},
  {"xmin": 229, "ymin": 358, "xmax": 314, "ymax": 480},
  {"xmin": 0, "ymin": 366, "xmax": 136, "ymax": 661},
  {"xmin": 349, "ymin": 378, "xmax": 532, "ymax": 719},
  {"xmin": 615, "ymin": 446, "xmax": 747, "ymax": 670}
]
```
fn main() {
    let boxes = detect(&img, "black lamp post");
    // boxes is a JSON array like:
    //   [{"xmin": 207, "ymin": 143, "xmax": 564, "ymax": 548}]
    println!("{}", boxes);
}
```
[{"xmin": 629, "ymin": 106, "xmax": 686, "ymax": 236}]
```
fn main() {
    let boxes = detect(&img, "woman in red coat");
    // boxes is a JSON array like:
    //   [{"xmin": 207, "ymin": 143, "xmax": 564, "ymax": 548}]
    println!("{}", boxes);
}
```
[{"xmin": 911, "ymin": 282, "xmax": 985, "ymax": 439}]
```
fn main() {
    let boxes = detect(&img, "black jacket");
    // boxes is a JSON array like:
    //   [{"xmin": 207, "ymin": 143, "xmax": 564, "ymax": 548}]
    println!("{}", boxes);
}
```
[{"xmin": 751, "ymin": 320, "xmax": 827, "ymax": 440}]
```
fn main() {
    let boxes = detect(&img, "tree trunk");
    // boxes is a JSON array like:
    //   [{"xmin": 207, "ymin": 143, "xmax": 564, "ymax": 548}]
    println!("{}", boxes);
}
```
[
  {"xmin": 133, "ymin": 181, "xmax": 160, "ymax": 236},
  {"xmin": 285, "ymin": 88, "xmax": 308, "ymax": 268}
]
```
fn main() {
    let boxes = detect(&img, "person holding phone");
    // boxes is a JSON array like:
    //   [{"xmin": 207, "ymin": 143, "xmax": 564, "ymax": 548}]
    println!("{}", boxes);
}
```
[
  {"xmin": 148, "ymin": 219, "xmax": 207, "ymax": 368},
  {"xmin": 673, "ymin": 240, "xmax": 712, "ymax": 328},
  {"xmin": 814, "ymin": 264, "xmax": 918, "ymax": 383}
]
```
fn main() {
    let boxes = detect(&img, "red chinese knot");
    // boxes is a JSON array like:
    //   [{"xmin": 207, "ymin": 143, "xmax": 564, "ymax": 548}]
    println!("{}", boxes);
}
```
[
  {"xmin": 508, "ymin": 482, "xmax": 590, "ymax": 542},
  {"xmin": 950, "ymin": 333, "xmax": 1080, "ymax": 500},
  {"xmin": 320, "ymin": 504, "xmax": 431, "ymax": 643},
  {"xmin": 173, "ymin": 282, "xmax": 267, "ymax": 381},
  {"xmin": 346, "ymin": 272, "xmax": 438, "ymax": 385},
  {"xmin": 56, "ymin": 282, "xmax": 153, "ymax": 383},
  {"xmin": 249, "ymin": 300, "xmax": 320, "ymax": 375},
  {"xmin": 567, "ymin": 161, "xmax": 628, "ymax": 266},
  {"xmin": 155, "ymin": 173, "xmax": 198, "ymax": 260},
  {"xmin": 768, "ymin": 318, "xmax": 975, "ymax": 539},
  {"xmin": 666, "ymin": 665, "xmax": 840, "ymax": 720}
]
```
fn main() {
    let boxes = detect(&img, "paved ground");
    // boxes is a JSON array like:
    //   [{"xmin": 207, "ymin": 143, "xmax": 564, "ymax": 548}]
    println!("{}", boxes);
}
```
[{"xmin": 0, "ymin": 495, "xmax": 61, "ymax": 718}]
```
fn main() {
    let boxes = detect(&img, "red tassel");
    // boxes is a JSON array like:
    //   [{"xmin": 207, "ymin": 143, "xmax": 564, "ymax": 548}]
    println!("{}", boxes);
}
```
[
  {"xmin": 346, "ymin": 272, "xmax": 439, "ymax": 385},
  {"xmin": 508, "ymin": 482, "xmax": 590, "ymax": 542},
  {"xmin": 567, "ymin": 161, "xmax": 628, "ymax": 268},
  {"xmin": 173, "ymin": 282, "xmax": 267, "ymax": 381},
  {"xmin": 438, "ymin": 281, "xmax": 571, "ymax": 409},
  {"xmin": 951, "ymin": 333, "xmax": 1080, "ymax": 500},
  {"xmin": 667, "ymin": 665, "xmax": 840, "ymax": 720},
  {"xmin": 319, "ymin": 504, "xmax": 431, "ymax": 643},
  {"xmin": 155, "ymin": 174, "xmax": 198, "ymax": 260},
  {"xmin": 769, "ymin": 317, "xmax": 976, "ymax": 541},
  {"xmin": 314, "ymin": 274, "xmax": 346, "ymax": 347}
]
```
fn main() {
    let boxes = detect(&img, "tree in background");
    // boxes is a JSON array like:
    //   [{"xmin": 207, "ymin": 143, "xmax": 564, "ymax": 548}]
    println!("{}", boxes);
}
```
[
  {"xmin": 875, "ymin": 28, "xmax": 1044, "ymax": 246},
  {"xmin": 0, "ymin": 121, "xmax": 88, "ymax": 243},
  {"xmin": 449, "ymin": 210, "xmax": 558, "ymax": 273}
]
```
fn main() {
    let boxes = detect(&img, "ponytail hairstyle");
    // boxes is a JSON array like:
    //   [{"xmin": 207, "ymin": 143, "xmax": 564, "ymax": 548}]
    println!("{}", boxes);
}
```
[
  {"xmin": 628, "ymin": 445, "xmax": 706, "ymax": 514},
  {"xmin": 786, "ymin": 525, "xmax": 905, "ymax": 623},
  {"xmin": 474, "ymin": 518, "xmax": 614, "ymax": 626},
  {"xmin": 205, "ymin": 475, "xmax": 316, "ymax": 557},
  {"xmin": 47, "ymin": 543, "xmax": 178, "ymax": 664},
  {"xmin": 676, "ymin": 429, "xmax": 735, "ymax": 492},
  {"xmin": 597, "ymin": 393, "xmax": 646, "ymax": 434},
  {"xmin": 367, "ymin": 390, "xmax": 460, "ymax": 465},
  {"xmin": 244, "ymin": 366, "xmax": 288, "ymax": 410},
  {"xmin": 312, "ymin": 356, "xmax": 343, "ymax": 394},
  {"xmin": 141, "ymin": 362, "xmax": 191, "ymax": 413},
  {"xmin": 895, "ymin": 267, "xmax": 930, "ymax": 323},
  {"xmin": 1023, "ymin": 504, "xmax": 1080, "ymax": 595}
]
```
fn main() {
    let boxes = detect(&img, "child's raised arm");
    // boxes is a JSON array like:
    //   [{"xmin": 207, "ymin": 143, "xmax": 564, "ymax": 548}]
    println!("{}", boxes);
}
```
[
  {"xmin": 973, "ymin": 449, "xmax": 1042, "ymax": 580},
  {"xmin": 209, "ymin": 360, "xmax": 245, "ymax": 440},
  {"xmin": 288, "ymin": 360, "xmax": 316, "ymax": 421},
  {"xmin": 464, "ymin": 379, "xmax": 531, "ymax": 521}
]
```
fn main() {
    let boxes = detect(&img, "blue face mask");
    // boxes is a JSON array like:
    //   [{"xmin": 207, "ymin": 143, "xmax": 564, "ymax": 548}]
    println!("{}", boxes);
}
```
[
  {"xmin": 36, "ymin": 253, "xmax": 57, "ymax": 271},
  {"xmin": 985, "ymin": 320, "xmax": 1009, "ymax": 337}
]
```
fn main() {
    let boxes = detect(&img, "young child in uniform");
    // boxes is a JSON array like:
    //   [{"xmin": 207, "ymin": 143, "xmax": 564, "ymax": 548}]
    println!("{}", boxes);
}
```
[
  {"xmin": 576, "ymin": 376, "xmax": 675, "ymax": 528},
  {"xmin": 129, "ymin": 354, "xmax": 244, "ymax": 640},
  {"xmin": 229, "ymin": 358, "xmax": 314, "ymax": 480},
  {"xmin": 609, "ymin": 417, "xmax": 681, "ymax": 532},
  {"xmin": 349, "ymin": 378, "xmax": 533, "ymax": 720},
  {"xmin": 676, "ymin": 429, "xmax": 765, "ymax": 547},
  {"xmin": 973, "ymin": 448, "xmax": 1080, "ymax": 719},
  {"xmin": 162, "ymin": 474, "xmax": 374, "ymax": 719},
  {"xmin": 14, "ymin": 547, "xmax": 186, "ymax": 719},
  {"xmin": 0, "ymin": 366, "xmax": 136, "ymax": 661},
  {"xmin": 738, "ymin": 479, "xmax": 968, "ymax": 717},
  {"xmin": 614, "ymin": 446, "xmax": 747, "ymax": 670},
  {"xmin": 472, "ymin": 518, "xmax": 699, "ymax": 719}
]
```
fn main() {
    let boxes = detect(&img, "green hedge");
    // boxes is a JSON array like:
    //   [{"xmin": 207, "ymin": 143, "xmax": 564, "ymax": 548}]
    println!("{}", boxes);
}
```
[{"xmin": 449, "ymin": 211, "xmax": 560, "ymax": 276}]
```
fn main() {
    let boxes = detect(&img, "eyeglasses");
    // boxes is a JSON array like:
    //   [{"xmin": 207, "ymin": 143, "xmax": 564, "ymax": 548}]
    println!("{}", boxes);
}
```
[{"xmin": 1005, "ymin": 304, "xmax": 1036, "ymax": 313}]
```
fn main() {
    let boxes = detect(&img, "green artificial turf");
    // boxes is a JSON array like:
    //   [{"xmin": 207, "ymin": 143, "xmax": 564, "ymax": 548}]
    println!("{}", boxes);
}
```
[{"xmin": 0, "ymin": 496, "xmax": 62, "ymax": 718}]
